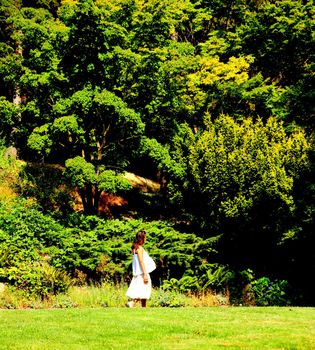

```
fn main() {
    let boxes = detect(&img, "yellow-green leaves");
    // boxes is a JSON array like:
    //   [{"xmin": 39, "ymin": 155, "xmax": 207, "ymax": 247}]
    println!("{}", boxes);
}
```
[
  {"xmin": 188, "ymin": 55, "xmax": 253, "ymax": 87},
  {"xmin": 170, "ymin": 115, "xmax": 310, "ymax": 221}
]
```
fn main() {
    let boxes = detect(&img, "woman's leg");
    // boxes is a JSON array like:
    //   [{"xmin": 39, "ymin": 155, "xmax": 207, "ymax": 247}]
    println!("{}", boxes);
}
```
[{"xmin": 141, "ymin": 299, "xmax": 147, "ymax": 307}]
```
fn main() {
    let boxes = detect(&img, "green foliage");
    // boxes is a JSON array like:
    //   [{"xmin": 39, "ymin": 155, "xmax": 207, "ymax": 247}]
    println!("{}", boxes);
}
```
[
  {"xmin": 63, "ymin": 157, "xmax": 132, "ymax": 214},
  {"xmin": 150, "ymin": 288, "xmax": 186, "ymax": 307},
  {"xmin": 161, "ymin": 263, "xmax": 235, "ymax": 294},
  {"xmin": 201, "ymin": 264, "xmax": 234, "ymax": 291},
  {"xmin": 0, "ymin": 0, "xmax": 314, "ymax": 306},
  {"xmin": 231, "ymin": 0, "xmax": 314, "ymax": 86},
  {"xmin": 27, "ymin": 124, "xmax": 53, "ymax": 156},
  {"xmin": 0, "ymin": 199, "xmax": 74, "ymax": 298},
  {"xmin": 250, "ymin": 277, "xmax": 290, "ymax": 306},
  {"xmin": 0, "ymin": 141, "xmax": 21, "ymax": 187},
  {"xmin": 64, "ymin": 156, "xmax": 96, "ymax": 188},
  {"xmin": 162, "ymin": 276, "xmax": 200, "ymax": 293},
  {"xmin": 18, "ymin": 162, "xmax": 73, "ymax": 212},
  {"xmin": 0, "ymin": 198, "xmax": 220, "ymax": 289},
  {"xmin": 167, "ymin": 115, "xmax": 310, "ymax": 230},
  {"xmin": 1, "ymin": 261, "xmax": 73, "ymax": 299},
  {"xmin": 97, "ymin": 170, "xmax": 132, "ymax": 193},
  {"xmin": 140, "ymin": 137, "xmax": 185, "ymax": 179},
  {"xmin": 0, "ymin": 97, "xmax": 20, "ymax": 144},
  {"xmin": 0, "ymin": 199, "xmax": 66, "ymax": 250},
  {"xmin": 55, "ymin": 87, "xmax": 144, "ymax": 163}
]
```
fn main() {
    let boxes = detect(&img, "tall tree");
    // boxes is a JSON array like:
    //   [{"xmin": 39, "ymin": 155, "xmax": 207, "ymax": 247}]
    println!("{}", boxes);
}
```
[{"xmin": 155, "ymin": 116, "xmax": 310, "ymax": 274}]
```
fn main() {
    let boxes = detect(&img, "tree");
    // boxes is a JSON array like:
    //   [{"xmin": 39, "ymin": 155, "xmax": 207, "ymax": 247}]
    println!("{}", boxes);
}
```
[
  {"xmin": 64, "ymin": 156, "xmax": 132, "ymax": 215},
  {"xmin": 59, "ymin": 0, "xmax": 128, "ymax": 91},
  {"xmin": 234, "ymin": 0, "xmax": 314, "ymax": 86},
  {"xmin": 161, "ymin": 115, "xmax": 310, "ymax": 275},
  {"xmin": 19, "ymin": 0, "xmax": 145, "ymax": 213},
  {"xmin": 0, "ymin": 5, "xmax": 69, "ymax": 153},
  {"xmin": 27, "ymin": 86, "xmax": 144, "ymax": 214},
  {"xmin": 167, "ymin": 115, "xmax": 309, "ymax": 225}
]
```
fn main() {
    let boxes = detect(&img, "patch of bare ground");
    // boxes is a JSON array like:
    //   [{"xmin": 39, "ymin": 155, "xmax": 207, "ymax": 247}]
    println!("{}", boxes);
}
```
[
  {"xmin": 123, "ymin": 172, "xmax": 160, "ymax": 193},
  {"xmin": 72, "ymin": 171, "xmax": 160, "ymax": 217}
]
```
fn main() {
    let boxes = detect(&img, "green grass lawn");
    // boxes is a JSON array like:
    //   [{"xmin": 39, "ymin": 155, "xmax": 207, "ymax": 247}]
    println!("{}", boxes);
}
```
[{"xmin": 0, "ymin": 307, "xmax": 314, "ymax": 349}]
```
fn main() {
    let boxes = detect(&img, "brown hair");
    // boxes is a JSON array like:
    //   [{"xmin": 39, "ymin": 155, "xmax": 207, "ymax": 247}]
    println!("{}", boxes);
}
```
[{"xmin": 131, "ymin": 230, "xmax": 146, "ymax": 253}]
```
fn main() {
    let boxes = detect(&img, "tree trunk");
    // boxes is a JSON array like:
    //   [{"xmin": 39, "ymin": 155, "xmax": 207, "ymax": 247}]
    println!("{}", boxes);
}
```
[
  {"xmin": 85, "ymin": 183, "xmax": 96, "ymax": 215},
  {"xmin": 79, "ymin": 185, "xmax": 98, "ymax": 215},
  {"xmin": 13, "ymin": 42, "xmax": 22, "ymax": 106},
  {"xmin": 79, "ymin": 188, "xmax": 88, "ymax": 213},
  {"xmin": 93, "ymin": 188, "xmax": 101, "ymax": 214}
]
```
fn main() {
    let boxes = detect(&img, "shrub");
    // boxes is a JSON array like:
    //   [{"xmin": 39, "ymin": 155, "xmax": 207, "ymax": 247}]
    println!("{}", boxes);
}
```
[
  {"xmin": 2, "ymin": 261, "xmax": 73, "ymax": 299},
  {"xmin": 250, "ymin": 277, "xmax": 291, "ymax": 306},
  {"xmin": 162, "ymin": 276, "xmax": 201, "ymax": 293},
  {"xmin": 201, "ymin": 264, "xmax": 235, "ymax": 291},
  {"xmin": 150, "ymin": 288, "xmax": 186, "ymax": 307}
]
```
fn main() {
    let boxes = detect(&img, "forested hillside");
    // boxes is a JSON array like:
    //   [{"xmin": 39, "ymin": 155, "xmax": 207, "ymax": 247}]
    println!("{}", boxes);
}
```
[{"xmin": 0, "ymin": 0, "xmax": 314, "ymax": 305}]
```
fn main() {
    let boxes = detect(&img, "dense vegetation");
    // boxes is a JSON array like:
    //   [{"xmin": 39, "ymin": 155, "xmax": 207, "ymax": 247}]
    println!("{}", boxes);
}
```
[{"xmin": 0, "ymin": 0, "xmax": 314, "ymax": 306}]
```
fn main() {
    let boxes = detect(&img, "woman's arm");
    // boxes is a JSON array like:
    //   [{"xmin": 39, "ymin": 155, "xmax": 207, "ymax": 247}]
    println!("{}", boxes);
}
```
[{"xmin": 137, "ymin": 247, "xmax": 148, "ymax": 284}]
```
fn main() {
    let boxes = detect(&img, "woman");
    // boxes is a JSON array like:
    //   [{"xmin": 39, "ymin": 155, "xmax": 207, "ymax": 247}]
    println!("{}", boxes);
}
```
[{"xmin": 126, "ymin": 230, "xmax": 156, "ymax": 307}]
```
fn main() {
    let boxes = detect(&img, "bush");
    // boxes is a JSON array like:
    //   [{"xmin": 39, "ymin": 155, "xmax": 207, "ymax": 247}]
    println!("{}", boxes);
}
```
[
  {"xmin": 162, "ymin": 276, "xmax": 201, "ymax": 293},
  {"xmin": 1, "ymin": 261, "xmax": 73, "ymax": 299},
  {"xmin": 150, "ymin": 288, "xmax": 186, "ymax": 307},
  {"xmin": 250, "ymin": 277, "xmax": 291, "ymax": 306},
  {"xmin": 1, "ymin": 196, "xmax": 294, "ymax": 307}
]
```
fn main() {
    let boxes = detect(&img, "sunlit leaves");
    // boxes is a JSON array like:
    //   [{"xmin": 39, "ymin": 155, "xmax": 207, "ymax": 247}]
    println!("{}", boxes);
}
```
[
  {"xmin": 64, "ymin": 156, "xmax": 95, "ymax": 188},
  {"xmin": 0, "ymin": 97, "xmax": 20, "ymax": 143},
  {"xmin": 97, "ymin": 170, "xmax": 132, "ymax": 193},
  {"xmin": 168, "ymin": 115, "xmax": 310, "ymax": 224},
  {"xmin": 27, "ymin": 124, "xmax": 53, "ymax": 155}
]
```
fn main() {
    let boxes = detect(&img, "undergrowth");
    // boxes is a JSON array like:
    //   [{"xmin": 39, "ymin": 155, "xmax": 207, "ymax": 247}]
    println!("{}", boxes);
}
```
[{"xmin": 0, "ymin": 283, "xmax": 229, "ymax": 309}]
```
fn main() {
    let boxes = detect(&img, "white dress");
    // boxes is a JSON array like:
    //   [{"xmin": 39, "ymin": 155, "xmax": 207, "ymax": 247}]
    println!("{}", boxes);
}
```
[{"xmin": 126, "ymin": 249, "xmax": 156, "ymax": 299}]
